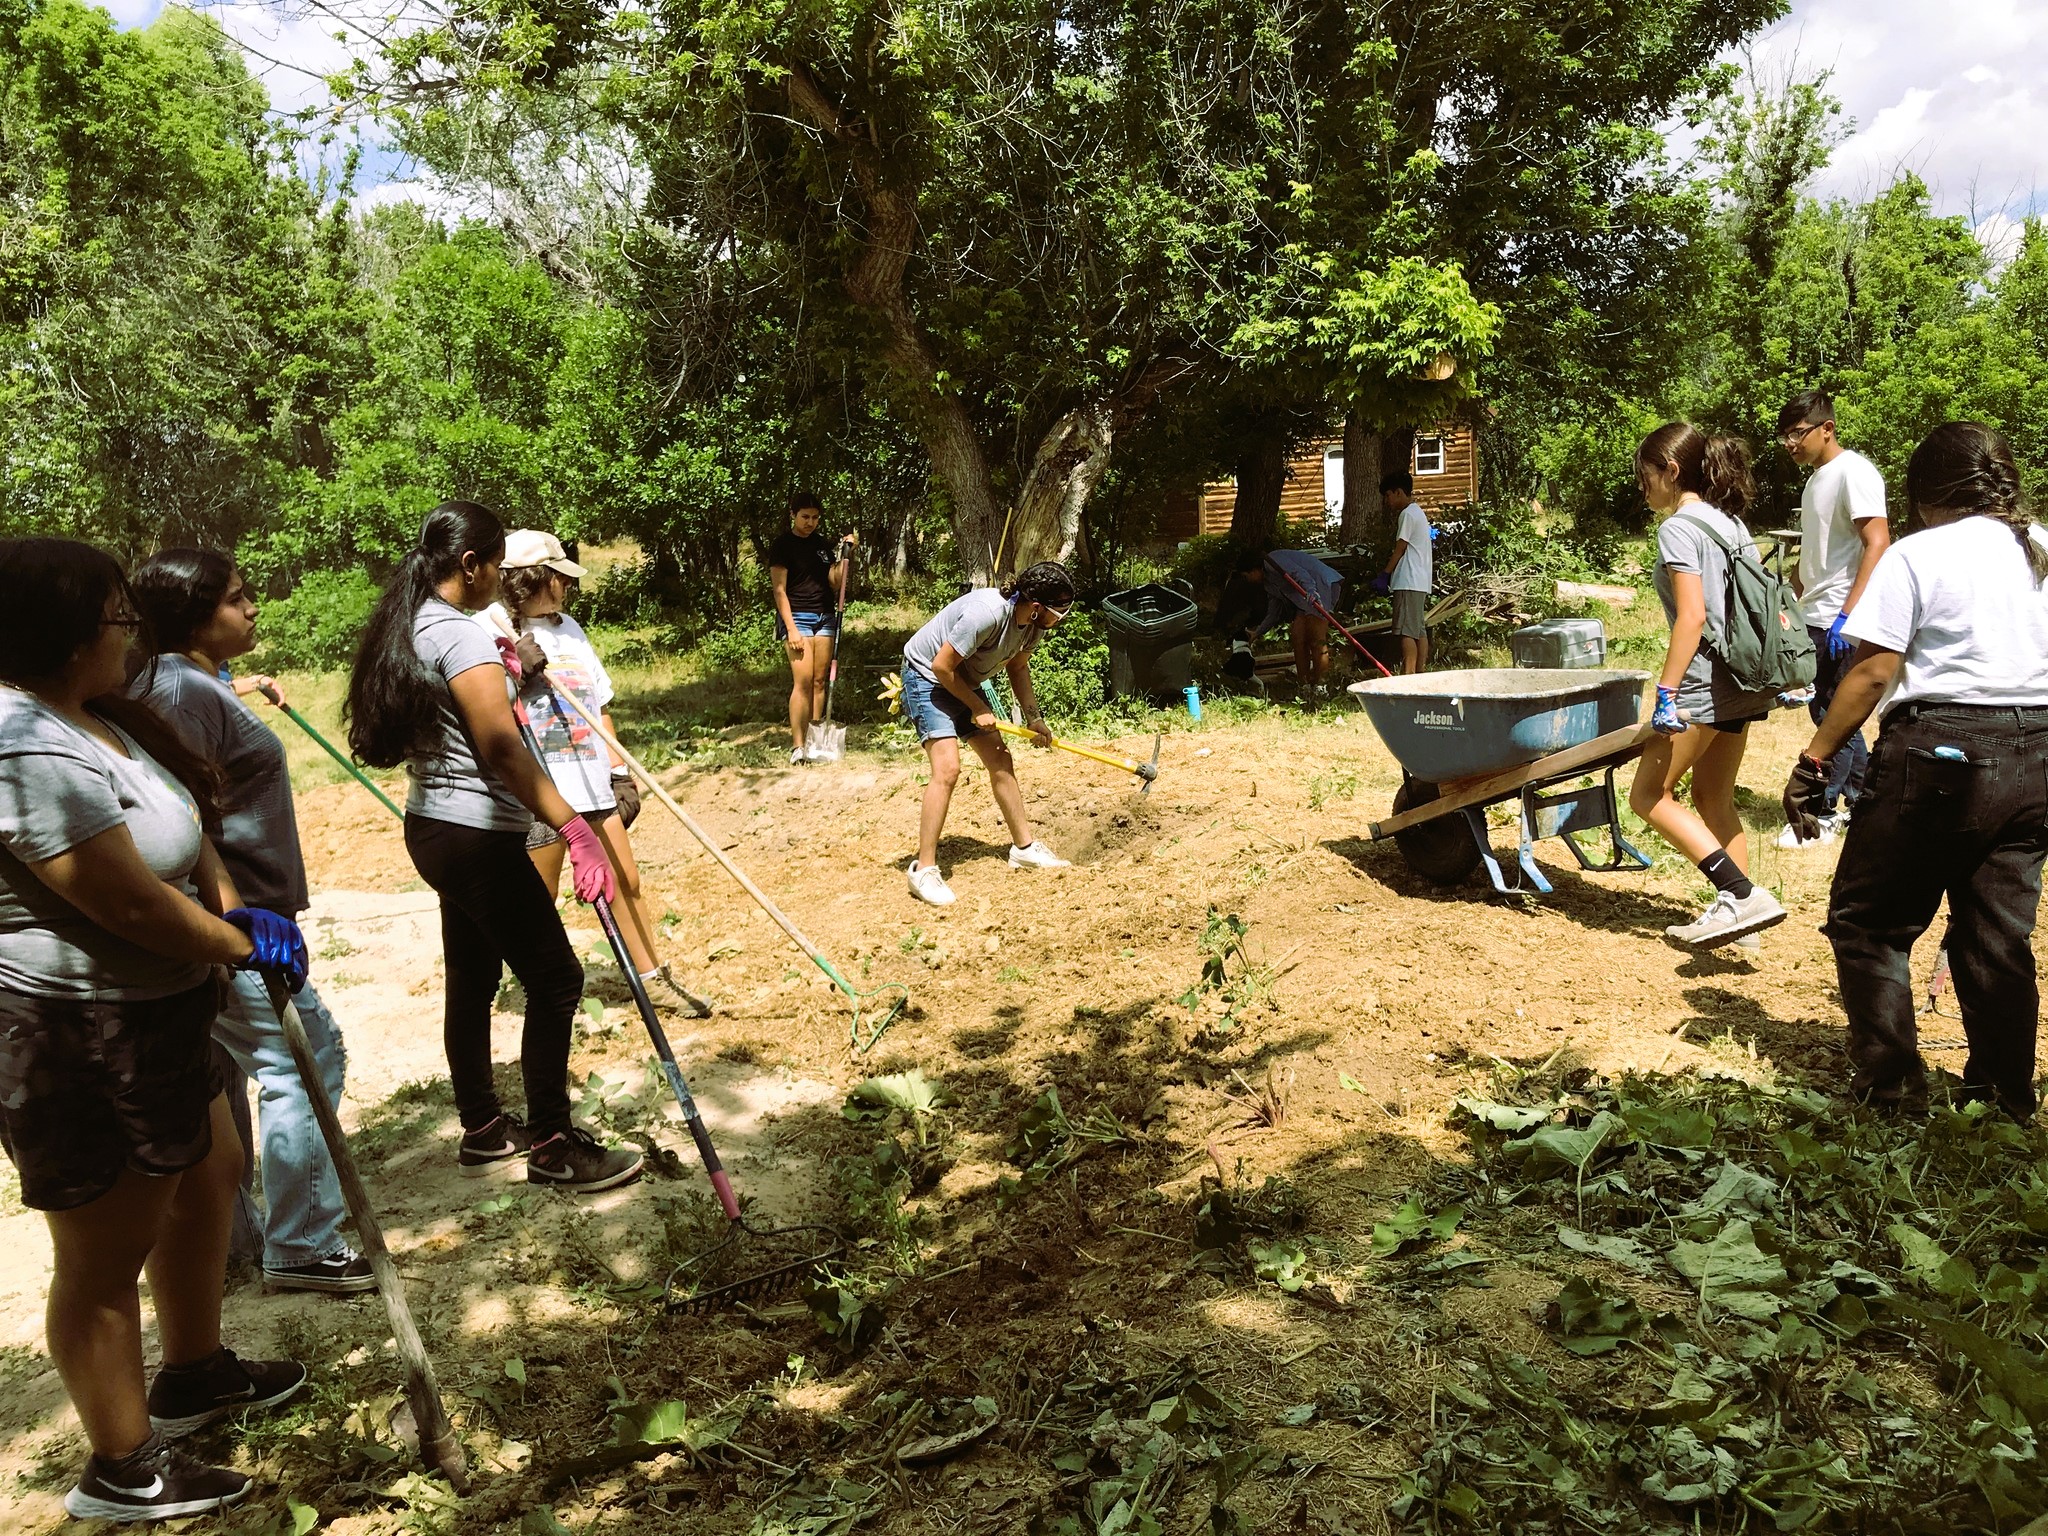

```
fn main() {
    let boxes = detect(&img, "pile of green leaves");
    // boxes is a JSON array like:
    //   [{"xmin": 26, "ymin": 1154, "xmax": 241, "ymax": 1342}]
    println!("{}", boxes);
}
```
[
  {"xmin": 1392, "ymin": 1074, "xmax": 2048, "ymax": 1532},
  {"xmin": 998, "ymin": 1087, "xmax": 1137, "ymax": 1209}
]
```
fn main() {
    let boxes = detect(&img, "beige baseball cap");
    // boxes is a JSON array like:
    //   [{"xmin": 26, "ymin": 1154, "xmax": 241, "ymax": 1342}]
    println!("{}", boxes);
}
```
[{"xmin": 502, "ymin": 529, "xmax": 586, "ymax": 578}]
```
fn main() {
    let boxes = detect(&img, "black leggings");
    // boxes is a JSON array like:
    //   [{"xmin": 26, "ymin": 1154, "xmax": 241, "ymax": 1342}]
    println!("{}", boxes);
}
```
[{"xmin": 404, "ymin": 815, "xmax": 582, "ymax": 1136}]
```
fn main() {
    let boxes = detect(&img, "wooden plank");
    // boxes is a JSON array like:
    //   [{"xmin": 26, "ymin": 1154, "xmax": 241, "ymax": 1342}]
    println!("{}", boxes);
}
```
[{"xmin": 1366, "ymin": 722, "xmax": 1654, "ymax": 839}]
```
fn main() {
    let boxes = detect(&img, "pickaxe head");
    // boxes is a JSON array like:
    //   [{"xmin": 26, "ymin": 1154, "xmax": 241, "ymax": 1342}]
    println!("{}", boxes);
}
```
[{"xmin": 1137, "ymin": 734, "xmax": 1161, "ymax": 793}]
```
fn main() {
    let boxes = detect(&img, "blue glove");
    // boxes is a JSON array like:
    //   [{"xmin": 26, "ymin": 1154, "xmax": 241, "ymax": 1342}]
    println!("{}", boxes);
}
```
[
  {"xmin": 1824, "ymin": 612, "xmax": 1854, "ymax": 662},
  {"xmin": 225, "ymin": 907, "xmax": 309, "ymax": 993},
  {"xmin": 1652, "ymin": 686, "xmax": 1686, "ymax": 735},
  {"xmin": 1370, "ymin": 573, "xmax": 1391, "ymax": 597}
]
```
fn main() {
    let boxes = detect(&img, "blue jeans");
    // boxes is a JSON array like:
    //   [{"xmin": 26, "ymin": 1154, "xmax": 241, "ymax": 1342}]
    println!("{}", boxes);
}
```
[
  {"xmin": 1807, "ymin": 624, "xmax": 1869, "ymax": 812},
  {"xmin": 899, "ymin": 663, "xmax": 992, "ymax": 744},
  {"xmin": 215, "ymin": 974, "xmax": 350, "ymax": 1269}
]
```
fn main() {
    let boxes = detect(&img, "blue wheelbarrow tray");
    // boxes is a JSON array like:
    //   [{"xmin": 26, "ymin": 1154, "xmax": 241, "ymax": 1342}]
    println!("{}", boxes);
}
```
[{"xmin": 1347, "ymin": 668, "xmax": 1655, "ymax": 895}]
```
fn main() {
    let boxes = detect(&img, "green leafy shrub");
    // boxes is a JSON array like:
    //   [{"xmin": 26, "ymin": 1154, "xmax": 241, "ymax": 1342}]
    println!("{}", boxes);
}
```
[
  {"xmin": 249, "ymin": 568, "xmax": 380, "ymax": 671},
  {"xmin": 696, "ymin": 609, "xmax": 782, "ymax": 672},
  {"xmin": 1024, "ymin": 609, "xmax": 1110, "ymax": 720}
]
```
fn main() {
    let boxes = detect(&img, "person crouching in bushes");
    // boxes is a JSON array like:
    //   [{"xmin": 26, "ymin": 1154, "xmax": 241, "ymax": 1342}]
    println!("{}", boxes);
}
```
[
  {"xmin": 1628, "ymin": 423, "xmax": 1788, "ymax": 949},
  {"xmin": 899, "ymin": 562, "xmax": 1075, "ymax": 907},
  {"xmin": 0, "ymin": 537, "xmax": 309, "ymax": 1521},
  {"xmin": 345, "ymin": 501, "xmax": 643, "ymax": 1193},
  {"xmin": 1784, "ymin": 423, "xmax": 2048, "ymax": 1115},
  {"xmin": 130, "ymin": 548, "xmax": 374, "ymax": 1296},
  {"xmin": 484, "ymin": 530, "xmax": 714, "ymax": 1017},
  {"xmin": 769, "ymin": 491, "xmax": 857, "ymax": 764},
  {"xmin": 1222, "ymin": 547, "xmax": 1341, "ymax": 699}
]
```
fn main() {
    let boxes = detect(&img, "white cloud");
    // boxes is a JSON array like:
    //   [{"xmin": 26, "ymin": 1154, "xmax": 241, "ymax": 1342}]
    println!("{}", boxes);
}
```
[{"xmin": 1754, "ymin": 0, "xmax": 2048, "ymax": 219}]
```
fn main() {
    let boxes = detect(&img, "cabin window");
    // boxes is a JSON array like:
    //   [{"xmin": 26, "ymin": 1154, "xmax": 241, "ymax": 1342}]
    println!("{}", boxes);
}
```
[{"xmin": 1414, "ymin": 434, "xmax": 1446, "ymax": 476}]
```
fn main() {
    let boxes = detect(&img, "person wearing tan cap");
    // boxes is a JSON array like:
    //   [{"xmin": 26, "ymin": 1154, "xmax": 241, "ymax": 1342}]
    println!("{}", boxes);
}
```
[{"xmin": 485, "ymin": 531, "xmax": 714, "ymax": 1017}]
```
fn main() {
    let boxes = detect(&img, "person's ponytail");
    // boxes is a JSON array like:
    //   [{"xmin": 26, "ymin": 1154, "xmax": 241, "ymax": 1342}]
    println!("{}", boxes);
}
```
[
  {"xmin": 1699, "ymin": 435, "xmax": 1756, "ymax": 525},
  {"xmin": 1906, "ymin": 422, "xmax": 2045, "ymax": 581},
  {"xmin": 346, "ymin": 501, "xmax": 506, "ymax": 768}
]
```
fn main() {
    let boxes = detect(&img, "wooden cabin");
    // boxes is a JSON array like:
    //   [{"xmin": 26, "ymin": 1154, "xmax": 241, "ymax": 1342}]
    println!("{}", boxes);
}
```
[{"xmin": 1158, "ymin": 422, "xmax": 1479, "ymax": 542}]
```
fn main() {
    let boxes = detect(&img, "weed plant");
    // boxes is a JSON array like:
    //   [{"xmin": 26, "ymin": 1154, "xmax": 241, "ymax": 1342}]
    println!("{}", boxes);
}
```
[{"xmin": 1388, "ymin": 1071, "xmax": 2048, "ymax": 1532}]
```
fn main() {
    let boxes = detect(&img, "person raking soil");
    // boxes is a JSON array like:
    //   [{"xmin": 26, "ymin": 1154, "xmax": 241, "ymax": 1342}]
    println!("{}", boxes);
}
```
[
  {"xmin": 345, "ymin": 501, "xmax": 642, "ymax": 1193},
  {"xmin": 769, "ymin": 491, "xmax": 857, "ymax": 765},
  {"xmin": 1783, "ymin": 422, "xmax": 2048, "ymax": 1115},
  {"xmin": 1223, "ymin": 547, "xmax": 1343, "ymax": 700},
  {"xmin": 899, "ymin": 562, "xmax": 1076, "ymax": 907},
  {"xmin": 1627, "ymin": 423, "xmax": 1789, "ymax": 949},
  {"xmin": 0, "ymin": 537, "xmax": 311, "ymax": 1521},
  {"xmin": 130, "ymin": 547, "xmax": 374, "ymax": 1295},
  {"xmin": 484, "ymin": 529, "xmax": 714, "ymax": 1018}
]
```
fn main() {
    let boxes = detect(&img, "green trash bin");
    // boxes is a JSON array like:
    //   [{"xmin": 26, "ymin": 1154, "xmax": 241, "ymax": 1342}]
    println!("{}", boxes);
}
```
[{"xmin": 1104, "ymin": 581, "xmax": 1199, "ymax": 700}]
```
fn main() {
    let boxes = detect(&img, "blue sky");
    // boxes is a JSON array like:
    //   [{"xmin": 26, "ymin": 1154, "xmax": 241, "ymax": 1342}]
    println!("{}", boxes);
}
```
[{"xmin": 116, "ymin": 0, "xmax": 2047, "ymax": 233}]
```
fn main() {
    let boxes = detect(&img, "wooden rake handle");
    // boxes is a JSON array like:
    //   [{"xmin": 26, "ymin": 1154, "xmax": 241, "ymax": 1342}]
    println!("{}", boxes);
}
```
[{"xmin": 260, "ymin": 974, "xmax": 469, "ymax": 1492}]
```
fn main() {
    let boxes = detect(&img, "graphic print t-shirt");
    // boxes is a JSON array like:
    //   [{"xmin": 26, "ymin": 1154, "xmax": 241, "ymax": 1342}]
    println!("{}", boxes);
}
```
[{"xmin": 480, "ymin": 604, "xmax": 618, "ymax": 814}]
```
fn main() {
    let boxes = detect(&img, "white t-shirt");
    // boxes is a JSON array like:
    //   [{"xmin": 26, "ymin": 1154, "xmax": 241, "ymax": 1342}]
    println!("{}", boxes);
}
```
[
  {"xmin": 1797, "ymin": 448, "xmax": 1887, "ymax": 626},
  {"xmin": 480, "ymin": 604, "xmax": 618, "ymax": 814},
  {"xmin": 1841, "ymin": 516, "xmax": 2048, "ymax": 713},
  {"xmin": 1391, "ymin": 501, "xmax": 1433, "ymax": 593}
]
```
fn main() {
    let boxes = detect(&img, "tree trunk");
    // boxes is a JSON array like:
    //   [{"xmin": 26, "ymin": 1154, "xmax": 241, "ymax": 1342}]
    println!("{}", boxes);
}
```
[
  {"xmin": 1229, "ymin": 419, "xmax": 1288, "ymax": 545},
  {"xmin": 1338, "ymin": 412, "xmax": 1381, "ymax": 544},
  {"xmin": 784, "ymin": 64, "xmax": 1004, "ymax": 581},
  {"xmin": 1008, "ymin": 399, "xmax": 1113, "ymax": 575},
  {"xmin": 1378, "ymin": 425, "xmax": 1416, "ymax": 545}
]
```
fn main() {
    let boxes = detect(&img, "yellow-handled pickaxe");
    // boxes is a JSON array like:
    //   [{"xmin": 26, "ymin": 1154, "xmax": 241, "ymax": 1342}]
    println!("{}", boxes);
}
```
[{"xmin": 880, "ymin": 673, "xmax": 1159, "ymax": 791}]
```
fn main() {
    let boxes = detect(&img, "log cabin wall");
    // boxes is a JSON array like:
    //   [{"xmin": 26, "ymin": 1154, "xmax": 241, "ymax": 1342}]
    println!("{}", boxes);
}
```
[{"xmin": 1154, "ymin": 422, "xmax": 1479, "ymax": 543}]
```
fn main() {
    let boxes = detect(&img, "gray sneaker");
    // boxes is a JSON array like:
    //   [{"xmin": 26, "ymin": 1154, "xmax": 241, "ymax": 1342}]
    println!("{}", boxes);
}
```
[{"xmin": 1665, "ymin": 888, "xmax": 1786, "ymax": 948}]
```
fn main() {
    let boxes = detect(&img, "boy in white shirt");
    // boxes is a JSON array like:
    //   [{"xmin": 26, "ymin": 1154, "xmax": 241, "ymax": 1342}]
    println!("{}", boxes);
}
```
[
  {"xmin": 1370, "ymin": 471, "xmax": 1433, "ymax": 674},
  {"xmin": 1776, "ymin": 390, "xmax": 1890, "ymax": 846}
]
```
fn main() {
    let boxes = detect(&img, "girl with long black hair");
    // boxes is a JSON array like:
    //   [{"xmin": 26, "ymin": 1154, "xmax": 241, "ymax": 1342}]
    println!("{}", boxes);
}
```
[
  {"xmin": 347, "ymin": 502, "xmax": 641, "ymax": 1192},
  {"xmin": 131, "ymin": 548, "xmax": 371, "ymax": 1294},
  {"xmin": 1784, "ymin": 423, "xmax": 2048, "ymax": 1115},
  {"xmin": 1627, "ymin": 423, "xmax": 1789, "ymax": 949},
  {"xmin": 0, "ymin": 538, "xmax": 307, "ymax": 1520}
]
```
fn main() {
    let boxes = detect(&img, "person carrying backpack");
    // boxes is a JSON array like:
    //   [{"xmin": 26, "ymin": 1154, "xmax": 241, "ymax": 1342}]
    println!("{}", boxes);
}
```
[
  {"xmin": 1627, "ymin": 423, "xmax": 1805, "ymax": 949},
  {"xmin": 1783, "ymin": 423, "xmax": 2048, "ymax": 1115}
]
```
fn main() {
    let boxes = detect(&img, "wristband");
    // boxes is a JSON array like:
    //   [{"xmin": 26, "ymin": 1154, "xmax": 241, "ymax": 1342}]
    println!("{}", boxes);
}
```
[{"xmin": 1798, "ymin": 754, "xmax": 1829, "ymax": 775}]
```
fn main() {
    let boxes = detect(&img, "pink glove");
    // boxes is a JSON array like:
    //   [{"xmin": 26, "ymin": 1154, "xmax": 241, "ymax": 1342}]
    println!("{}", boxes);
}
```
[
  {"xmin": 493, "ymin": 634, "xmax": 522, "ymax": 682},
  {"xmin": 558, "ymin": 816, "xmax": 617, "ymax": 905}
]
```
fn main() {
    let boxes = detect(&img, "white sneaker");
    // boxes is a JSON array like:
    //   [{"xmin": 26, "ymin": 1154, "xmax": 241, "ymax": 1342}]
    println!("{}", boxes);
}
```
[
  {"xmin": 1777, "ymin": 815, "xmax": 1839, "ymax": 850},
  {"xmin": 1733, "ymin": 931, "xmax": 1761, "ymax": 952},
  {"xmin": 790, "ymin": 747, "xmax": 807, "ymax": 766},
  {"xmin": 1665, "ymin": 888, "xmax": 1787, "ymax": 948},
  {"xmin": 907, "ymin": 861, "xmax": 956, "ymax": 906},
  {"xmin": 1007, "ymin": 840, "xmax": 1071, "ymax": 870}
]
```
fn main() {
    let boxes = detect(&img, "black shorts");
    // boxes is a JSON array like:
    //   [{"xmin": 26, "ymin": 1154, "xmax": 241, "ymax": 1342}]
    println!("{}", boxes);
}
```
[
  {"xmin": 1708, "ymin": 714, "xmax": 1769, "ymax": 735},
  {"xmin": 0, "ymin": 978, "xmax": 228, "ymax": 1211}
]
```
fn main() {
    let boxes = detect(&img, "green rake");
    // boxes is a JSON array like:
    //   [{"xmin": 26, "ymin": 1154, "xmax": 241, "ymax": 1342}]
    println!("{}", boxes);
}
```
[{"xmin": 544, "ymin": 685, "xmax": 910, "ymax": 1055}]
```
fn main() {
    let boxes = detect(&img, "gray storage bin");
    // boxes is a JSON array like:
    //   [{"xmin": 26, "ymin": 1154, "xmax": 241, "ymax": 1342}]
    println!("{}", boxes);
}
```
[{"xmin": 1510, "ymin": 618, "xmax": 1606, "ymax": 669}]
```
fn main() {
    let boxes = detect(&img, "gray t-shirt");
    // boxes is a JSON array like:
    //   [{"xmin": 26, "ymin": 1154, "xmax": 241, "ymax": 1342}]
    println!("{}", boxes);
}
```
[
  {"xmin": 903, "ymin": 589, "xmax": 1041, "ymax": 687},
  {"xmin": 1654, "ymin": 504, "xmax": 1781, "ymax": 724},
  {"xmin": 0, "ymin": 689, "xmax": 211, "ymax": 1000},
  {"xmin": 134, "ymin": 657, "xmax": 309, "ymax": 916},
  {"xmin": 405, "ymin": 600, "xmax": 532, "ymax": 833}
]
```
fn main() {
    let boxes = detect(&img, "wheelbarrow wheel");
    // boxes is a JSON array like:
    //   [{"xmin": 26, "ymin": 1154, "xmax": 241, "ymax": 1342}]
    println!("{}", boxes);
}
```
[{"xmin": 1391, "ymin": 779, "xmax": 1482, "ymax": 887}]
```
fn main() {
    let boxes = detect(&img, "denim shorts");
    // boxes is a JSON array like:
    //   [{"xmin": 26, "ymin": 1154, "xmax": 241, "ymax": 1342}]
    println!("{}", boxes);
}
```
[
  {"xmin": 777, "ymin": 610, "xmax": 841, "ymax": 640},
  {"xmin": 900, "ymin": 664, "xmax": 990, "ymax": 745}
]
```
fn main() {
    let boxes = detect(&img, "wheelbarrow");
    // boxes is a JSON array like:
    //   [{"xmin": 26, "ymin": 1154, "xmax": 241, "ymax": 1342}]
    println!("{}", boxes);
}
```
[{"xmin": 1349, "ymin": 669, "xmax": 1655, "ymax": 895}]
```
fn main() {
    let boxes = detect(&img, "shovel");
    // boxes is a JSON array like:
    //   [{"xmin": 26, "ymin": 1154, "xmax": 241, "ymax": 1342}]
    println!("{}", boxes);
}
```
[{"xmin": 804, "ymin": 543, "xmax": 853, "ymax": 763}]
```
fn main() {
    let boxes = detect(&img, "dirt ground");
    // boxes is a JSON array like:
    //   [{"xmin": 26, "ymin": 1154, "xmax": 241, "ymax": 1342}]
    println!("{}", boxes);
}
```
[{"xmin": 0, "ymin": 701, "xmax": 1986, "ymax": 1533}]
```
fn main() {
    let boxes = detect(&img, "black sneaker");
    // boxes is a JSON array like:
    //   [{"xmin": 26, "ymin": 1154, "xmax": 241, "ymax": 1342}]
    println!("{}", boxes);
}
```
[
  {"xmin": 526, "ymin": 1127, "xmax": 644, "ymax": 1192},
  {"xmin": 264, "ymin": 1246, "xmax": 376, "ymax": 1295},
  {"xmin": 65, "ymin": 1433, "xmax": 250, "ymax": 1521},
  {"xmin": 147, "ymin": 1347, "xmax": 307, "ymax": 1439},
  {"xmin": 458, "ymin": 1112, "xmax": 532, "ymax": 1177}
]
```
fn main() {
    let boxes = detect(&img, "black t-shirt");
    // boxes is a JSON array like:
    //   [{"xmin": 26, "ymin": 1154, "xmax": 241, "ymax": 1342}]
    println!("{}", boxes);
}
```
[{"xmin": 768, "ymin": 531, "xmax": 837, "ymax": 611}]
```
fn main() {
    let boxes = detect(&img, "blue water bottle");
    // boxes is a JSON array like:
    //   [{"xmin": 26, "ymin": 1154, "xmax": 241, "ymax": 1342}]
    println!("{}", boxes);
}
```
[{"xmin": 1184, "ymin": 684, "xmax": 1203, "ymax": 722}]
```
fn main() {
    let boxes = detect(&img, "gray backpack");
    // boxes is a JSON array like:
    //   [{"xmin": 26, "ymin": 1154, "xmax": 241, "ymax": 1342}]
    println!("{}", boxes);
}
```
[{"xmin": 1674, "ymin": 513, "xmax": 1817, "ymax": 695}]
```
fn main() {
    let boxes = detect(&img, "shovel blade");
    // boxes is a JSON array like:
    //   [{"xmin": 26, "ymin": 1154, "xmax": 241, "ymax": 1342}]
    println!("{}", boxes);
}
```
[{"xmin": 805, "ymin": 722, "xmax": 846, "ymax": 762}]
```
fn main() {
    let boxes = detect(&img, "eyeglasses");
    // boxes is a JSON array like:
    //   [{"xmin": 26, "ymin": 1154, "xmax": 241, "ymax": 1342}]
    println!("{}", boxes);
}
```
[
  {"xmin": 1779, "ymin": 423, "xmax": 1825, "ymax": 447},
  {"xmin": 1032, "ymin": 604, "xmax": 1071, "ymax": 627},
  {"xmin": 101, "ymin": 614, "xmax": 143, "ymax": 631}
]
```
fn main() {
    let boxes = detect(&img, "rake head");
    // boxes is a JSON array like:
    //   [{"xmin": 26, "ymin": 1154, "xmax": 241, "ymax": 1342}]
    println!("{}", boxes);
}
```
[{"xmin": 662, "ymin": 1219, "xmax": 844, "ymax": 1316}]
